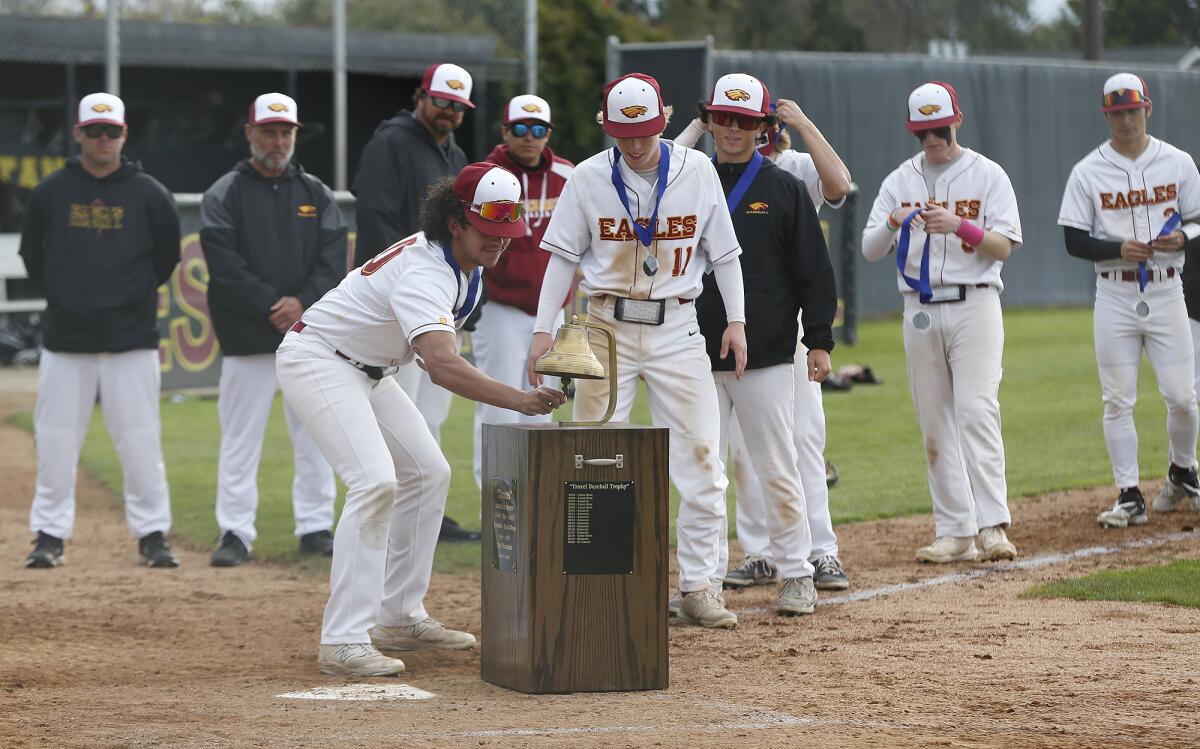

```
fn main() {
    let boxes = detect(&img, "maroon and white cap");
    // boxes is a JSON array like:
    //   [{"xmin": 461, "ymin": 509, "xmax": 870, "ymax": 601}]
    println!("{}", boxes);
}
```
[
  {"xmin": 421, "ymin": 63, "xmax": 475, "ymax": 108},
  {"xmin": 1101, "ymin": 73, "xmax": 1151, "ymax": 112},
  {"xmin": 504, "ymin": 94, "xmax": 551, "ymax": 125},
  {"xmin": 453, "ymin": 163, "xmax": 526, "ymax": 239},
  {"xmin": 602, "ymin": 73, "xmax": 666, "ymax": 138},
  {"xmin": 249, "ymin": 92, "xmax": 301, "ymax": 126},
  {"xmin": 906, "ymin": 81, "xmax": 962, "ymax": 132},
  {"xmin": 706, "ymin": 73, "xmax": 771, "ymax": 118},
  {"xmin": 78, "ymin": 93, "xmax": 125, "ymax": 127}
]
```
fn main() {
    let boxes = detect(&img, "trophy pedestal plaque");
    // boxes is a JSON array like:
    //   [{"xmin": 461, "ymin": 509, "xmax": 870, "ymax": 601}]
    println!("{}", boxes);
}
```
[{"xmin": 481, "ymin": 421, "xmax": 669, "ymax": 694}]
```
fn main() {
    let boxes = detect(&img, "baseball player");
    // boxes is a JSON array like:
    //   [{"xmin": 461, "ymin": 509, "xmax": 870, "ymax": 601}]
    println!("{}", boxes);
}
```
[
  {"xmin": 526, "ymin": 73, "xmax": 748, "ymax": 629},
  {"xmin": 861, "ymin": 81, "xmax": 1022, "ymax": 563},
  {"xmin": 1185, "ymin": 241, "xmax": 1200, "ymax": 401},
  {"xmin": 277, "ymin": 163, "xmax": 566, "ymax": 676},
  {"xmin": 352, "ymin": 63, "xmax": 477, "ymax": 540},
  {"xmin": 1059, "ymin": 73, "xmax": 1200, "ymax": 527},
  {"xmin": 200, "ymin": 93, "xmax": 346, "ymax": 567},
  {"xmin": 675, "ymin": 86, "xmax": 853, "ymax": 592},
  {"xmin": 471, "ymin": 94, "xmax": 574, "ymax": 489},
  {"xmin": 20, "ymin": 93, "xmax": 181, "ymax": 569}
]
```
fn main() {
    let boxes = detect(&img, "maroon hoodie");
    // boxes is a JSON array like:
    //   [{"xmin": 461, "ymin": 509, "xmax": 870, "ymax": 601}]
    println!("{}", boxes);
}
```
[{"xmin": 483, "ymin": 143, "xmax": 574, "ymax": 316}]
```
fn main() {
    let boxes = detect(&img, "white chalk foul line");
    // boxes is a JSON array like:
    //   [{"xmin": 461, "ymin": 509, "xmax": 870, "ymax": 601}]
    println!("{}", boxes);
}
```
[
  {"xmin": 738, "ymin": 530, "xmax": 1197, "ymax": 615},
  {"xmin": 277, "ymin": 684, "xmax": 435, "ymax": 701}
]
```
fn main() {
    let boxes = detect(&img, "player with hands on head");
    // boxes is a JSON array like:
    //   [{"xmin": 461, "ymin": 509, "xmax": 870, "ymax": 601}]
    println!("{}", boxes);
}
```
[
  {"xmin": 527, "ymin": 73, "xmax": 747, "ymax": 629},
  {"xmin": 1058, "ymin": 73, "xmax": 1200, "ymax": 527},
  {"xmin": 277, "ymin": 163, "xmax": 566, "ymax": 677},
  {"xmin": 861, "ymin": 81, "xmax": 1023, "ymax": 564}
]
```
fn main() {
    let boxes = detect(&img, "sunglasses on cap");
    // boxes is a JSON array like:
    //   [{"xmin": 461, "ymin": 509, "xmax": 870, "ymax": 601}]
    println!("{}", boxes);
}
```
[
  {"xmin": 1103, "ymin": 89, "xmax": 1147, "ymax": 109},
  {"xmin": 82, "ymin": 123, "xmax": 124, "ymax": 140},
  {"xmin": 509, "ymin": 122, "xmax": 550, "ymax": 139},
  {"xmin": 463, "ymin": 199, "xmax": 523, "ymax": 223},
  {"xmin": 709, "ymin": 111, "xmax": 766, "ymax": 130},
  {"xmin": 913, "ymin": 126, "xmax": 952, "ymax": 141},
  {"xmin": 429, "ymin": 96, "xmax": 469, "ymax": 113}
]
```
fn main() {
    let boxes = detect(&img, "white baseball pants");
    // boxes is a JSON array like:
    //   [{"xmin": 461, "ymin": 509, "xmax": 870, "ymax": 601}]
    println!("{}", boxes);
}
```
[
  {"xmin": 277, "ymin": 329, "xmax": 450, "ymax": 645},
  {"xmin": 1093, "ymin": 275, "xmax": 1198, "ymax": 487},
  {"xmin": 29, "ymin": 349, "xmax": 171, "ymax": 539},
  {"xmin": 471, "ymin": 302, "xmax": 562, "ymax": 489},
  {"xmin": 215, "ymin": 354, "xmax": 336, "ymax": 548},
  {"xmin": 713, "ymin": 364, "xmax": 814, "ymax": 579},
  {"xmin": 572, "ymin": 297, "xmax": 727, "ymax": 593},
  {"xmin": 903, "ymin": 287, "xmax": 1010, "ymax": 538},
  {"xmin": 1191, "ymin": 318, "xmax": 1200, "ymax": 400}
]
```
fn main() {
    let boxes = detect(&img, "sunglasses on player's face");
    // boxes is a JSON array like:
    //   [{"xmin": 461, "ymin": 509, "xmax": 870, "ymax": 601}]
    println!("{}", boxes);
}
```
[
  {"xmin": 913, "ymin": 126, "xmax": 952, "ymax": 142},
  {"xmin": 709, "ymin": 111, "xmax": 766, "ymax": 130},
  {"xmin": 430, "ymin": 96, "xmax": 469, "ymax": 113},
  {"xmin": 509, "ymin": 122, "xmax": 550, "ymax": 139},
  {"xmin": 464, "ymin": 199, "xmax": 523, "ymax": 223},
  {"xmin": 82, "ymin": 123, "xmax": 124, "ymax": 140}
]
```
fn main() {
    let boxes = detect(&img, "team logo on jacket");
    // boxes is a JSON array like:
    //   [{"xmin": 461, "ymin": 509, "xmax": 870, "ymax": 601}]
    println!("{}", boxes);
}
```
[
  {"xmin": 446, "ymin": 80, "xmax": 465, "ymax": 90},
  {"xmin": 268, "ymin": 102, "xmax": 290, "ymax": 112},
  {"xmin": 297, "ymin": 204, "xmax": 318, "ymax": 217},
  {"xmin": 724, "ymin": 89, "xmax": 751, "ymax": 102},
  {"xmin": 522, "ymin": 103, "xmax": 542, "ymax": 112},
  {"xmin": 746, "ymin": 201, "xmax": 768, "ymax": 214},
  {"xmin": 91, "ymin": 103, "xmax": 114, "ymax": 113},
  {"xmin": 918, "ymin": 104, "xmax": 942, "ymax": 115},
  {"xmin": 620, "ymin": 105, "xmax": 648, "ymax": 118}
]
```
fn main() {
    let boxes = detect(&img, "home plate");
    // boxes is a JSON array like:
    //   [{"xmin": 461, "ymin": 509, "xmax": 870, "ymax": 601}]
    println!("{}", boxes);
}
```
[{"xmin": 277, "ymin": 684, "xmax": 436, "ymax": 701}]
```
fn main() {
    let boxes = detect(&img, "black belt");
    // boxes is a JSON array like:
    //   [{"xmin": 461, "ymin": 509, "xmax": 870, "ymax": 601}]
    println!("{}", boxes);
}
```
[
  {"xmin": 1100, "ymin": 268, "xmax": 1177, "ymax": 282},
  {"xmin": 289, "ymin": 321, "xmax": 398, "ymax": 381}
]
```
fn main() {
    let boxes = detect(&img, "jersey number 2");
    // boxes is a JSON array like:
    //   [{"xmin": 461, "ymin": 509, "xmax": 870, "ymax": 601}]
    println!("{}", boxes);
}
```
[
  {"xmin": 671, "ymin": 246, "xmax": 694, "ymax": 277},
  {"xmin": 361, "ymin": 235, "xmax": 418, "ymax": 276}
]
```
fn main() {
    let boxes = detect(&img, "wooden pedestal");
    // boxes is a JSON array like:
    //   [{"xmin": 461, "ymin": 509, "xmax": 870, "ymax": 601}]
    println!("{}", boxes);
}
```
[{"xmin": 480, "ymin": 422, "xmax": 669, "ymax": 694}]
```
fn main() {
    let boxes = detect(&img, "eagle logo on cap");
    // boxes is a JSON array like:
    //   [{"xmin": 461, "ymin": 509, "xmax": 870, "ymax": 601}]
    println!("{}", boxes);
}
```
[
  {"xmin": 446, "ymin": 80, "xmax": 465, "ymax": 91},
  {"xmin": 1115, "ymin": 88, "xmax": 1127, "ymax": 96},
  {"xmin": 918, "ymin": 104, "xmax": 942, "ymax": 115},
  {"xmin": 268, "ymin": 103, "xmax": 289, "ymax": 112},
  {"xmin": 521, "ymin": 103, "xmax": 543, "ymax": 113},
  {"xmin": 91, "ymin": 103, "xmax": 113, "ymax": 113},
  {"xmin": 620, "ymin": 105, "xmax": 648, "ymax": 118},
  {"xmin": 725, "ymin": 89, "xmax": 752, "ymax": 101}
]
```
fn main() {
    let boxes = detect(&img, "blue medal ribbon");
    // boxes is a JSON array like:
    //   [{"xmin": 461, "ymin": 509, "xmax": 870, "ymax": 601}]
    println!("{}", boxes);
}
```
[
  {"xmin": 610, "ymin": 142, "xmax": 671, "ymax": 247},
  {"xmin": 712, "ymin": 150, "xmax": 765, "ymax": 215},
  {"xmin": 441, "ymin": 243, "xmax": 481, "ymax": 321},
  {"xmin": 896, "ymin": 208, "xmax": 932, "ymax": 303},
  {"xmin": 1142, "ymin": 212, "xmax": 1183, "ymax": 292}
]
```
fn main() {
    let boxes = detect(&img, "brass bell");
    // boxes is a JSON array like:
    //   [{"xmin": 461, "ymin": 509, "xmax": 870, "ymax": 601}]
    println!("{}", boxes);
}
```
[{"xmin": 534, "ymin": 314, "xmax": 618, "ymax": 426}]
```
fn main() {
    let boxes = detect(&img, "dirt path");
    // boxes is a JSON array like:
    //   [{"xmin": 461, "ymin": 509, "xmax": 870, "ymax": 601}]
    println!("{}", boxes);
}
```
[{"xmin": 1, "ymin": 388, "xmax": 1198, "ymax": 749}]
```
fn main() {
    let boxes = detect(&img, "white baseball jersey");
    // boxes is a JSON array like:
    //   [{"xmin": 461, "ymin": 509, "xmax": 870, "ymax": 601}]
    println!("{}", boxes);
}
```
[
  {"xmin": 773, "ymin": 150, "xmax": 846, "ymax": 213},
  {"xmin": 539, "ymin": 140, "xmax": 741, "ymax": 300},
  {"xmin": 864, "ymin": 147, "xmax": 1023, "ymax": 292},
  {"xmin": 299, "ymin": 232, "xmax": 479, "ymax": 367},
  {"xmin": 1058, "ymin": 137, "xmax": 1200, "ymax": 273}
]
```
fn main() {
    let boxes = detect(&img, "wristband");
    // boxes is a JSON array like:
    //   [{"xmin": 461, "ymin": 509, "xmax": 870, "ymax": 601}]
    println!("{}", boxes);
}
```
[
  {"xmin": 887, "ymin": 213, "xmax": 902, "ymax": 232},
  {"xmin": 955, "ymin": 219, "xmax": 985, "ymax": 247}
]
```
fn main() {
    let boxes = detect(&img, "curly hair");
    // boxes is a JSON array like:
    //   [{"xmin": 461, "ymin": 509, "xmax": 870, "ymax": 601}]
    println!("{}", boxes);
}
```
[{"xmin": 418, "ymin": 177, "xmax": 467, "ymax": 246}]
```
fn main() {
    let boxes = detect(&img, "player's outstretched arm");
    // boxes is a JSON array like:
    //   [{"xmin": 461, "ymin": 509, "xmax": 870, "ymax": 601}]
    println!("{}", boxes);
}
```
[
  {"xmin": 775, "ymin": 99, "xmax": 852, "ymax": 202},
  {"xmin": 415, "ymin": 330, "xmax": 566, "ymax": 416}
]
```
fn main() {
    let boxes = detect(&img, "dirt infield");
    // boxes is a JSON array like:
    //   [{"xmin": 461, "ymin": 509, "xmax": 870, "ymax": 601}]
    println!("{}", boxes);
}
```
[{"xmin": 1, "ymin": 389, "xmax": 1198, "ymax": 749}]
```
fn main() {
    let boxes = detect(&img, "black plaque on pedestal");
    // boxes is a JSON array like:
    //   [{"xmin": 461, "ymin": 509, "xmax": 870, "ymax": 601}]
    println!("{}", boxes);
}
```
[
  {"xmin": 491, "ymin": 478, "xmax": 518, "ymax": 573},
  {"xmin": 563, "ymin": 480, "xmax": 634, "ymax": 575}
]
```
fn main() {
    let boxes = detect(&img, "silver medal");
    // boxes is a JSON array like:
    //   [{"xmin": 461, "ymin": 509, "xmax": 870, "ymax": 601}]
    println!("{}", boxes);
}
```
[
  {"xmin": 1135, "ymin": 300, "xmax": 1150, "ymax": 318},
  {"xmin": 643, "ymin": 255, "xmax": 659, "ymax": 276},
  {"xmin": 912, "ymin": 311, "xmax": 931, "ymax": 330}
]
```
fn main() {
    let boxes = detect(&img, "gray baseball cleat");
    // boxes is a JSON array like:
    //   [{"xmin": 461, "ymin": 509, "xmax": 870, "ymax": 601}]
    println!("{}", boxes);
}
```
[
  {"xmin": 677, "ymin": 587, "xmax": 737, "ymax": 629},
  {"xmin": 722, "ymin": 556, "xmax": 778, "ymax": 589},
  {"xmin": 318, "ymin": 644, "xmax": 405, "ymax": 677},
  {"xmin": 812, "ymin": 554, "xmax": 849, "ymax": 590},
  {"xmin": 776, "ymin": 576, "xmax": 817, "ymax": 616},
  {"xmin": 370, "ymin": 617, "xmax": 476, "ymax": 651}
]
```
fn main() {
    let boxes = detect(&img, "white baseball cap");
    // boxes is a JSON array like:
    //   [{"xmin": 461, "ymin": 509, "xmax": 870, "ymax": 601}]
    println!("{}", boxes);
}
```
[
  {"xmin": 422, "ymin": 63, "xmax": 475, "ymax": 108},
  {"xmin": 504, "ymin": 94, "xmax": 552, "ymax": 125},
  {"xmin": 1102, "ymin": 73, "xmax": 1151, "ymax": 112},
  {"xmin": 249, "ymin": 92, "xmax": 301, "ymax": 126},
  {"xmin": 78, "ymin": 93, "xmax": 125, "ymax": 127},
  {"xmin": 454, "ymin": 162, "xmax": 526, "ymax": 238},
  {"xmin": 906, "ymin": 81, "xmax": 962, "ymax": 132},
  {"xmin": 706, "ymin": 73, "xmax": 770, "ymax": 118},
  {"xmin": 602, "ymin": 73, "xmax": 666, "ymax": 138}
]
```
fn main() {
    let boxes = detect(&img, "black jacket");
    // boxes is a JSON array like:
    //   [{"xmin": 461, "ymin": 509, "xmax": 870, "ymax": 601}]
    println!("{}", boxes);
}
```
[
  {"xmin": 19, "ymin": 157, "xmax": 180, "ymax": 353},
  {"xmin": 698, "ymin": 158, "xmax": 837, "ymax": 372},
  {"xmin": 200, "ymin": 160, "xmax": 347, "ymax": 356},
  {"xmin": 350, "ymin": 109, "xmax": 468, "ymax": 267}
]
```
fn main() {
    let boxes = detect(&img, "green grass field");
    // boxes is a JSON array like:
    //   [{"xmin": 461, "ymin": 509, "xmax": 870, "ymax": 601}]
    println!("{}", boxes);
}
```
[
  {"xmin": 7, "ymin": 306, "xmax": 1179, "ymax": 574},
  {"xmin": 1026, "ymin": 559, "xmax": 1200, "ymax": 608}
]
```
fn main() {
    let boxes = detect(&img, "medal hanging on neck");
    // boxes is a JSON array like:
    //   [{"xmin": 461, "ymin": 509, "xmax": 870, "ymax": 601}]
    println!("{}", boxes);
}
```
[
  {"xmin": 896, "ymin": 208, "xmax": 933, "ymax": 329},
  {"xmin": 611, "ymin": 142, "xmax": 670, "ymax": 277},
  {"xmin": 1135, "ymin": 212, "xmax": 1182, "ymax": 318}
]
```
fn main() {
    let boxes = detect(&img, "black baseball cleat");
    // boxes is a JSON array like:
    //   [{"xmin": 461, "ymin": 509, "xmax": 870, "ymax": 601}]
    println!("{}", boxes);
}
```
[
  {"xmin": 1097, "ymin": 486, "xmax": 1148, "ymax": 529},
  {"xmin": 25, "ymin": 531, "xmax": 64, "ymax": 568},
  {"xmin": 139, "ymin": 531, "xmax": 180, "ymax": 568},
  {"xmin": 298, "ymin": 530, "xmax": 335, "ymax": 556},
  {"xmin": 438, "ymin": 516, "xmax": 481, "ymax": 542},
  {"xmin": 211, "ymin": 531, "xmax": 249, "ymax": 567},
  {"xmin": 1168, "ymin": 464, "xmax": 1200, "ymax": 509}
]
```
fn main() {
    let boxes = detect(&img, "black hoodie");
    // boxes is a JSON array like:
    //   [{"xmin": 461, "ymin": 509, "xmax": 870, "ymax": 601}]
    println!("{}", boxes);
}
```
[
  {"xmin": 19, "ymin": 157, "xmax": 180, "ymax": 353},
  {"xmin": 350, "ymin": 109, "xmax": 468, "ymax": 267}
]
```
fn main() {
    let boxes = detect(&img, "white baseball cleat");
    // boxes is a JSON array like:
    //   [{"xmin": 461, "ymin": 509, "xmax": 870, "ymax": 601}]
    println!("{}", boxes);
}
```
[
  {"xmin": 370, "ymin": 617, "xmax": 476, "ymax": 652},
  {"xmin": 318, "ymin": 643, "xmax": 405, "ymax": 677},
  {"xmin": 916, "ymin": 536, "xmax": 979, "ymax": 563},
  {"xmin": 977, "ymin": 526, "xmax": 1018, "ymax": 561},
  {"xmin": 1153, "ymin": 478, "xmax": 1189, "ymax": 513},
  {"xmin": 677, "ymin": 587, "xmax": 737, "ymax": 629}
]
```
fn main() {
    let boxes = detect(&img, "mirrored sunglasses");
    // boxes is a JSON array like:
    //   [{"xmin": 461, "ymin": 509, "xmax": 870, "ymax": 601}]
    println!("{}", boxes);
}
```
[
  {"xmin": 430, "ymin": 96, "xmax": 469, "ymax": 113},
  {"xmin": 82, "ymin": 123, "xmax": 124, "ymax": 139},
  {"xmin": 464, "ymin": 199, "xmax": 523, "ymax": 223},
  {"xmin": 510, "ymin": 122, "xmax": 549, "ymax": 139},
  {"xmin": 710, "ymin": 111, "xmax": 766, "ymax": 130},
  {"xmin": 1103, "ymin": 89, "xmax": 1146, "ymax": 109},
  {"xmin": 913, "ymin": 126, "xmax": 952, "ymax": 142}
]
